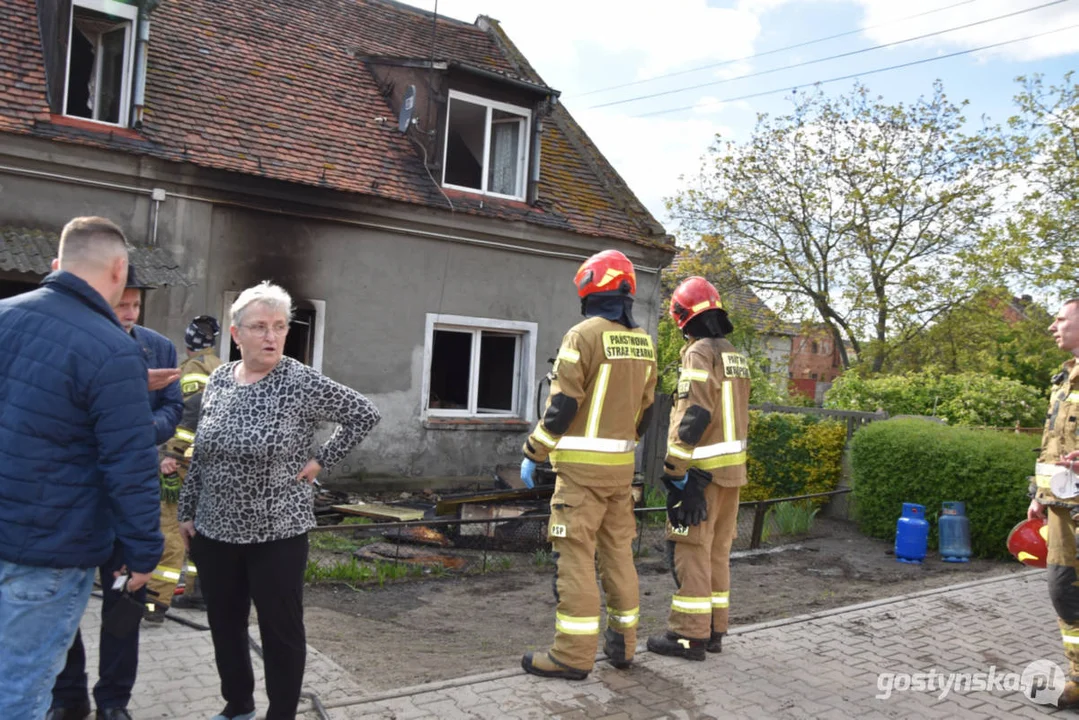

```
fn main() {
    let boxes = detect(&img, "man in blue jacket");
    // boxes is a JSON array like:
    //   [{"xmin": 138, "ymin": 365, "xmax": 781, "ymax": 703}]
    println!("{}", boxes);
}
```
[
  {"xmin": 49, "ymin": 266, "xmax": 182, "ymax": 720},
  {"xmin": 0, "ymin": 217, "xmax": 164, "ymax": 720}
]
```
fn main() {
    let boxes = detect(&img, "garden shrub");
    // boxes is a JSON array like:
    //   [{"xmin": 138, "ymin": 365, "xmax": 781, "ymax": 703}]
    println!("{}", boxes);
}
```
[
  {"xmin": 850, "ymin": 418, "xmax": 1039, "ymax": 559},
  {"xmin": 743, "ymin": 411, "xmax": 847, "ymax": 503}
]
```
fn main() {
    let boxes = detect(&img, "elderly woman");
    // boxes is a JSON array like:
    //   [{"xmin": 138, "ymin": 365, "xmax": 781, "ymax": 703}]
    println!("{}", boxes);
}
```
[{"xmin": 178, "ymin": 281, "xmax": 380, "ymax": 720}]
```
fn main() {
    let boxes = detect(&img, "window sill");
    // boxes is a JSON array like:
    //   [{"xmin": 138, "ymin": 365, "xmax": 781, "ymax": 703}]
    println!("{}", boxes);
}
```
[
  {"xmin": 424, "ymin": 417, "xmax": 530, "ymax": 432},
  {"xmin": 48, "ymin": 114, "xmax": 143, "ymax": 140}
]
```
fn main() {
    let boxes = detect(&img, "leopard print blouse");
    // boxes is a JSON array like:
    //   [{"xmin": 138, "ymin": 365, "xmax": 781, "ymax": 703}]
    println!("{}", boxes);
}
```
[{"xmin": 178, "ymin": 355, "xmax": 380, "ymax": 544}]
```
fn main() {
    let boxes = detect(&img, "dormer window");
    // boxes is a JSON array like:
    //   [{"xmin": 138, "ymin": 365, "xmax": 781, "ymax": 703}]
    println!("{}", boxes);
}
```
[
  {"xmin": 442, "ymin": 90, "xmax": 531, "ymax": 201},
  {"xmin": 63, "ymin": 0, "xmax": 138, "ymax": 126}
]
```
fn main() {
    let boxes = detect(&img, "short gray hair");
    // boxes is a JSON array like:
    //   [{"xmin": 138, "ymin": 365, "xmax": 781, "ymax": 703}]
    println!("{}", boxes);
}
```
[{"xmin": 230, "ymin": 281, "xmax": 293, "ymax": 328}]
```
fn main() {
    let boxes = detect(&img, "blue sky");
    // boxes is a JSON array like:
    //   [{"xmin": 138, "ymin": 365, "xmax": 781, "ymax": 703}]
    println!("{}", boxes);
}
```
[{"xmin": 399, "ymin": 0, "xmax": 1079, "ymax": 233}]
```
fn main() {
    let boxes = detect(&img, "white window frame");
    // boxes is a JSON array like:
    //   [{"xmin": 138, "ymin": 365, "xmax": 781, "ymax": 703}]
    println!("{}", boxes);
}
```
[
  {"xmin": 220, "ymin": 291, "xmax": 325, "ymax": 372},
  {"xmin": 441, "ymin": 90, "xmax": 531, "ymax": 202},
  {"xmin": 422, "ymin": 313, "xmax": 537, "ymax": 421},
  {"xmin": 63, "ymin": 0, "xmax": 138, "ymax": 127}
]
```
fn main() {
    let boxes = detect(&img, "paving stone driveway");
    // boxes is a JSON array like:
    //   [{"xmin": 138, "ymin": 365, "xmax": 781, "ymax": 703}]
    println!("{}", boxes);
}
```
[{"xmin": 77, "ymin": 569, "xmax": 1067, "ymax": 719}]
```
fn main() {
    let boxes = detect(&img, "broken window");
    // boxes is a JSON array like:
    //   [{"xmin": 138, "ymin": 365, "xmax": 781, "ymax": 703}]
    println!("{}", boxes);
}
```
[
  {"xmin": 442, "ymin": 91, "xmax": 530, "ymax": 200},
  {"xmin": 424, "ymin": 315, "xmax": 537, "ymax": 420},
  {"xmin": 64, "ymin": 0, "xmax": 136, "ymax": 125},
  {"xmin": 428, "ymin": 327, "xmax": 521, "ymax": 415}
]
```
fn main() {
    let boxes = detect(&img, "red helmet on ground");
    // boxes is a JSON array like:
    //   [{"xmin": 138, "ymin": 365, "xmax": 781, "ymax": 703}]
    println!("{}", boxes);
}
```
[
  {"xmin": 669, "ymin": 276, "xmax": 725, "ymax": 330},
  {"xmin": 1007, "ymin": 517, "xmax": 1048, "ymax": 568},
  {"xmin": 574, "ymin": 250, "xmax": 636, "ymax": 298}
]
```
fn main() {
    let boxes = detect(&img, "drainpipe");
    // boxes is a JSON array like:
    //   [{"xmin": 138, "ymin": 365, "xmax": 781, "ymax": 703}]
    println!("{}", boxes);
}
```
[{"xmin": 131, "ymin": 0, "xmax": 160, "ymax": 128}]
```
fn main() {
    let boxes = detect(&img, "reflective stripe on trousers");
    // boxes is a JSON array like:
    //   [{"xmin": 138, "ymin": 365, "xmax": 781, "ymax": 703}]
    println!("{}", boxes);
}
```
[
  {"xmin": 671, "ymin": 594, "xmax": 713, "ymax": 614},
  {"xmin": 556, "ymin": 612, "xmax": 600, "ymax": 635},
  {"xmin": 606, "ymin": 606, "xmax": 639, "ymax": 630}
]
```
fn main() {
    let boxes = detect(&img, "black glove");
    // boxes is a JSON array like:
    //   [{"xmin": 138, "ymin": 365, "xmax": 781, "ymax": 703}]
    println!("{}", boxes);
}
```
[
  {"xmin": 662, "ymin": 469, "xmax": 711, "ymax": 528},
  {"xmin": 680, "ymin": 468, "xmax": 711, "ymax": 526}
]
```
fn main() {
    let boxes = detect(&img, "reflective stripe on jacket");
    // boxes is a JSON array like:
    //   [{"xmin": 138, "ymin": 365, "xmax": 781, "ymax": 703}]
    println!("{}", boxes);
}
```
[{"xmin": 664, "ymin": 337, "xmax": 750, "ymax": 486}]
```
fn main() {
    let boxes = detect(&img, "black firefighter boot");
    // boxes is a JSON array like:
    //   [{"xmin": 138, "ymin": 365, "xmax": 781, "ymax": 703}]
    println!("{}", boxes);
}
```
[
  {"xmin": 603, "ymin": 628, "xmax": 632, "ymax": 669},
  {"xmin": 521, "ymin": 651, "xmax": 589, "ymax": 681},
  {"xmin": 1059, "ymin": 680, "xmax": 1079, "ymax": 710},
  {"xmin": 708, "ymin": 622, "xmax": 725, "ymax": 654},
  {"xmin": 647, "ymin": 632, "xmax": 707, "ymax": 661}
]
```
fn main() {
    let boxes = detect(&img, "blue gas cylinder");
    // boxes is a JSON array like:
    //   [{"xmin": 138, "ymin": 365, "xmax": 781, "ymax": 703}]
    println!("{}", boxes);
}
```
[
  {"xmin": 895, "ymin": 502, "xmax": 929, "ymax": 564},
  {"xmin": 938, "ymin": 501, "xmax": 972, "ymax": 563}
]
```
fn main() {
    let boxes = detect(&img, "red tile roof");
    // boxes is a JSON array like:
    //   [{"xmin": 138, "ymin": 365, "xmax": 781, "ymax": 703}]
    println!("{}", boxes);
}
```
[{"xmin": 0, "ymin": 0, "xmax": 672, "ymax": 251}]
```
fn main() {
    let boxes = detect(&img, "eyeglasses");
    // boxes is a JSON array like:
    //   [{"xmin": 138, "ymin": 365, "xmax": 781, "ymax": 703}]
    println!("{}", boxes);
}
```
[{"xmin": 241, "ymin": 323, "xmax": 289, "ymax": 337}]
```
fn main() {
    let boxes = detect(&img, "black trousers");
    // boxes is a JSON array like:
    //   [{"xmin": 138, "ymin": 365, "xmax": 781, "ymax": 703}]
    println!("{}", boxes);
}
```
[
  {"xmin": 52, "ymin": 541, "xmax": 147, "ymax": 710},
  {"xmin": 190, "ymin": 532, "xmax": 308, "ymax": 720}
]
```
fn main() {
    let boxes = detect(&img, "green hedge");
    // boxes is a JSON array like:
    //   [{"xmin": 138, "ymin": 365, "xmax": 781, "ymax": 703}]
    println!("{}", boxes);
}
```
[
  {"xmin": 850, "ymin": 419, "xmax": 1039, "ymax": 559},
  {"xmin": 743, "ymin": 412, "xmax": 847, "ymax": 503}
]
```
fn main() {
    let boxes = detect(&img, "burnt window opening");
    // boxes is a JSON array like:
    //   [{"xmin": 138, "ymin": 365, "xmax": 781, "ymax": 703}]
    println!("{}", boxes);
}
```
[
  {"xmin": 428, "ymin": 330, "xmax": 472, "ymax": 411},
  {"xmin": 442, "ymin": 90, "xmax": 530, "ymax": 201},
  {"xmin": 224, "ymin": 296, "xmax": 324, "ymax": 370},
  {"xmin": 427, "ymin": 326, "xmax": 522, "ymax": 416},
  {"xmin": 64, "ymin": 1, "xmax": 136, "ymax": 125}
]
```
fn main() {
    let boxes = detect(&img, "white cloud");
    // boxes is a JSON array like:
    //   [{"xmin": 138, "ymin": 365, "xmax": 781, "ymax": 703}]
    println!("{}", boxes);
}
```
[
  {"xmin": 424, "ymin": 0, "xmax": 765, "ymax": 82},
  {"xmin": 573, "ymin": 107, "xmax": 732, "ymax": 223},
  {"xmin": 852, "ymin": 0, "xmax": 1079, "ymax": 62}
]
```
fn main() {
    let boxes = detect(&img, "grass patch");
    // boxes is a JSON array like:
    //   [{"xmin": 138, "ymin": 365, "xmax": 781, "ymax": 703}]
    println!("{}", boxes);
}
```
[
  {"xmin": 766, "ymin": 500, "xmax": 820, "ymax": 537},
  {"xmin": 641, "ymin": 484, "xmax": 667, "ymax": 527},
  {"xmin": 310, "ymin": 533, "xmax": 362, "ymax": 552},
  {"xmin": 532, "ymin": 548, "xmax": 555, "ymax": 567}
]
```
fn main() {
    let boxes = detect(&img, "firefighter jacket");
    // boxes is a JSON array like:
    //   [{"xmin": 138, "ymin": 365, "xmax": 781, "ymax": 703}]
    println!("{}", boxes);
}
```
[
  {"xmin": 524, "ymin": 316, "xmax": 657, "ymax": 486},
  {"xmin": 1033, "ymin": 359, "xmax": 1079, "ymax": 507},
  {"xmin": 663, "ymin": 337, "xmax": 750, "ymax": 486},
  {"xmin": 163, "ymin": 351, "xmax": 222, "ymax": 462}
]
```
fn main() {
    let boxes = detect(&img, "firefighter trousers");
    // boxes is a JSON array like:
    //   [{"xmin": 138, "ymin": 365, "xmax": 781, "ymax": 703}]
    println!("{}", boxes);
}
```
[
  {"xmin": 147, "ymin": 500, "xmax": 185, "ymax": 609},
  {"xmin": 666, "ymin": 483, "xmax": 740, "ymax": 640},
  {"xmin": 1047, "ymin": 505, "xmax": 1079, "ymax": 680},
  {"xmin": 546, "ymin": 476, "xmax": 639, "ymax": 672}
]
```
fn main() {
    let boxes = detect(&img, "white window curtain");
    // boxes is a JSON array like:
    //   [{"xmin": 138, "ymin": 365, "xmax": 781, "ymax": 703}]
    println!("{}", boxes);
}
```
[{"xmin": 488, "ymin": 120, "xmax": 520, "ymax": 196}]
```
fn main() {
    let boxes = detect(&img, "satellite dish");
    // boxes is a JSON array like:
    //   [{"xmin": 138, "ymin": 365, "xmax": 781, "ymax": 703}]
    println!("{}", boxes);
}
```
[{"xmin": 398, "ymin": 85, "xmax": 416, "ymax": 133}]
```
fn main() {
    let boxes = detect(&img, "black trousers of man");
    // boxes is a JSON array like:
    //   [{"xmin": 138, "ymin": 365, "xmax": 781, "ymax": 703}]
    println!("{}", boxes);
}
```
[
  {"xmin": 191, "ymin": 532, "xmax": 308, "ymax": 720},
  {"xmin": 52, "ymin": 542, "xmax": 147, "ymax": 711}
]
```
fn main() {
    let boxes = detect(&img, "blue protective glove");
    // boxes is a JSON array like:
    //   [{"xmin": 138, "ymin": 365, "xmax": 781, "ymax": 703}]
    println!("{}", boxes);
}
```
[{"xmin": 520, "ymin": 458, "xmax": 537, "ymax": 489}]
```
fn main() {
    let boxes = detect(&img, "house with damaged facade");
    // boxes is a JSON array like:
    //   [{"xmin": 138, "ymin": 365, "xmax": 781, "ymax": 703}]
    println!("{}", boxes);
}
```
[{"xmin": 0, "ymin": 0, "xmax": 674, "ymax": 482}]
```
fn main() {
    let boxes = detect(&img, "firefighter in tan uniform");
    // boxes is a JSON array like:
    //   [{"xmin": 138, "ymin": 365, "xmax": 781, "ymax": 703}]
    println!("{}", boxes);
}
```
[
  {"xmin": 1028, "ymin": 298, "xmax": 1079, "ymax": 709},
  {"xmin": 648, "ymin": 276, "xmax": 749, "ymax": 661},
  {"xmin": 520, "ymin": 250, "xmax": 658, "ymax": 681},
  {"xmin": 146, "ymin": 316, "xmax": 222, "ymax": 617}
]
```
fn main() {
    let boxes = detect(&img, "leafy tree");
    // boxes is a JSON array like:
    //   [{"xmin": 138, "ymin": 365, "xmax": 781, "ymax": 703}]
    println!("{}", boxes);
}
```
[
  {"xmin": 669, "ymin": 82, "xmax": 1006, "ymax": 373},
  {"xmin": 824, "ymin": 370, "xmax": 1044, "ymax": 427},
  {"xmin": 993, "ymin": 72, "xmax": 1079, "ymax": 293},
  {"xmin": 882, "ymin": 289, "xmax": 1066, "ymax": 390}
]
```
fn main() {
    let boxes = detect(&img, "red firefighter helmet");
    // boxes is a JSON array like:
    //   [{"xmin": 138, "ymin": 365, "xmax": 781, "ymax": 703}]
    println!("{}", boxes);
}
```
[
  {"xmin": 1007, "ymin": 517, "xmax": 1049, "ymax": 568},
  {"xmin": 669, "ymin": 276, "xmax": 725, "ymax": 330},
  {"xmin": 574, "ymin": 250, "xmax": 636, "ymax": 298}
]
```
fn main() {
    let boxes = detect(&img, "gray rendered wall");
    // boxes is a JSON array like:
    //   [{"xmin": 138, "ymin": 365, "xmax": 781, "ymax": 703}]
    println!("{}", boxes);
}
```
[
  {"xmin": 0, "ymin": 161, "xmax": 665, "ymax": 484},
  {"xmin": 201, "ymin": 205, "xmax": 664, "ymax": 482}
]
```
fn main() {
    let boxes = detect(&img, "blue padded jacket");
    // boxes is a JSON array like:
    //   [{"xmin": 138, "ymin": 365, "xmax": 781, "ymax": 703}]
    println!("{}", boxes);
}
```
[{"xmin": 0, "ymin": 271, "xmax": 164, "ymax": 572}]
